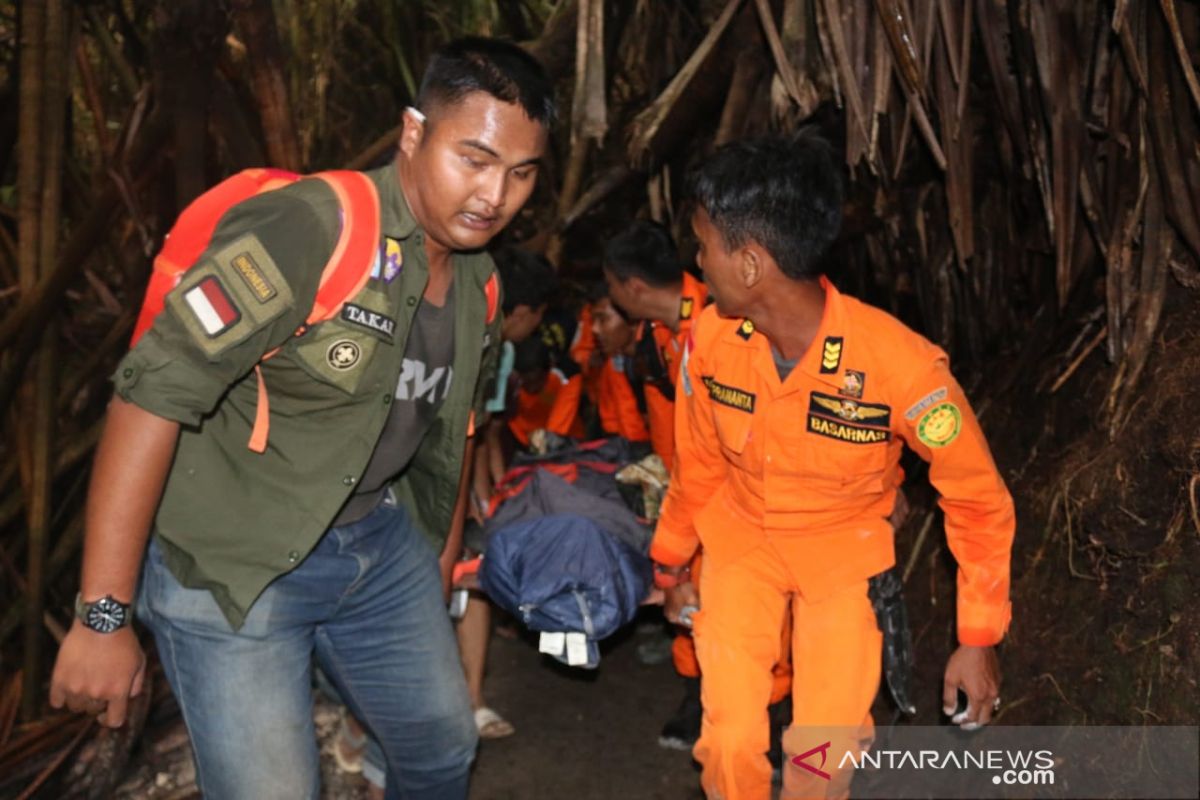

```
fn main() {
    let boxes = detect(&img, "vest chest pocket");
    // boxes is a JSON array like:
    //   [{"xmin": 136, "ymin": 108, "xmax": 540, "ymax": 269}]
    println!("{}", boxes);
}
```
[
  {"xmin": 289, "ymin": 287, "xmax": 397, "ymax": 395},
  {"xmin": 290, "ymin": 321, "xmax": 381, "ymax": 395}
]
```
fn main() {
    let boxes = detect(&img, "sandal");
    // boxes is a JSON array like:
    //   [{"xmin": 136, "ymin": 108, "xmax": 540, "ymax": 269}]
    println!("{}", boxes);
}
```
[{"xmin": 474, "ymin": 706, "xmax": 515, "ymax": 739}]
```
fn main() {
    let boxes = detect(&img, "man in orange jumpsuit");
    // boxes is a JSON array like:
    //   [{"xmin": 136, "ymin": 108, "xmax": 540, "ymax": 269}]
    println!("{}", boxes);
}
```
[
  {"xmin": 587, "ymin": 285, "xmax": 652, "ymax": 445},
  {"xmin": 604, "ymin": 221, "xmax": 794, "ymax": 756},
  {"xmin": 506, "ymin": 337, "xmax": 585, "ymax": 446},
  {"xmin": 603, "ymin": 219, "xmax": 709, "ymax": 470},
  {"xmin": 653, "ymin": 134, "xmax": 1014, "ymax": 800}
]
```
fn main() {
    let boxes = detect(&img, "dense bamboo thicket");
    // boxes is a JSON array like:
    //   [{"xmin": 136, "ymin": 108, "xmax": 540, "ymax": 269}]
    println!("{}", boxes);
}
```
[{"xmin": 0, "ymin": 1, "xmax": 1197, "ymax": 796}]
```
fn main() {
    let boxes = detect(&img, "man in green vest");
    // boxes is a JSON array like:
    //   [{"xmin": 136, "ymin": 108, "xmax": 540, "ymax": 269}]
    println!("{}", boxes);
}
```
[{"xmin": 49, "ymin": 37, "xmax": 554, "ymax": 800}]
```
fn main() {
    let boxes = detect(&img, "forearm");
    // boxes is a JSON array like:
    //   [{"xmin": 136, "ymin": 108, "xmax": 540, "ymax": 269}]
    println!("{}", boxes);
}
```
[
  {"xmin": 440, "ymin": 436, "xmax": 476, "ymax": 590},
  {"xmin": 470, "ymin": 435, "xmax": 493, "ymax": 512},
  {"xmin": 80, "ymin": 397, "xmax": 180, "ymax": 603},
  {"xmin": 485, "ymin": 419, "xmax": 506, "ymax": 485}
]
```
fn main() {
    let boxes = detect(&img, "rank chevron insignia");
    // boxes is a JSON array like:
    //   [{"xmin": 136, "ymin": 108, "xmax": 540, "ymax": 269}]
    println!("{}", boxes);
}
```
[{"xmin": 820, "ymin": 336, "xmax": 843, "ymax": 373}]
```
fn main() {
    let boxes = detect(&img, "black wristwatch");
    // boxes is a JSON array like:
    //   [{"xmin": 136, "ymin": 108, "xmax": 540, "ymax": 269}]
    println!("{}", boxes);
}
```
[{"xmin": 75, "ymin": 594, "xmax": 132, "ymax": 634}]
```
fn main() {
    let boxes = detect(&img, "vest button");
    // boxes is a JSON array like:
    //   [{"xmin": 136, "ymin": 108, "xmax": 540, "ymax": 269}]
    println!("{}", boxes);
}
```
[
  {"xmin": 406, "ymin": 296, "xmax": 417, "ymax": 307},
  {"xmin": 287, "ymin": 550, "xmax": 300, "ymax": 563},
  {"xmin": 342, "ymin": 475, "xmax": 356, "ymax": 486},
  {"xmin": 383, "ymin": 394, "xmax": 392, "ymax": 405},
  {"xmin": 123, "ymin": 368, "xmax": 134, "ymax": 378}
]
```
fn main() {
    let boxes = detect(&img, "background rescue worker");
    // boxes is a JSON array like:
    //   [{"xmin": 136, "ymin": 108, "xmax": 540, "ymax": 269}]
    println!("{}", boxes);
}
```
[
  {"xmin": 587, "ymin": 284, "xmax": 652, "ymax": 445},
  {"xmin": 603, "ymin": 219, "xmax": 708, "ymax": 470},
  {"xmin": 507, "ymin": 337, "xmax": 585, "ymax": 446},
  {"xmin": 49, "ymin": 38, "xmax": 555, "ymax": 800},
  {"xmin": 603, "ymin": 221, "xmax": 793, "ymax": 754},
  {"xmin": 653, "ymin": 133, "xmax": 1015, "ymax": 800}
]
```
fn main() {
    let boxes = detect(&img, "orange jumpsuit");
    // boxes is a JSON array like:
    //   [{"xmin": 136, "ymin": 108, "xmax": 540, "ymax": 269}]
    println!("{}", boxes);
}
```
[
  {"xmin": 595, "ymin": 356, "xmax": 650, "ymax": 443},
  {"xmin": 651, "ymin": 278, "xmax": 1015, "ymax": 800},
  {"xmin": 507, "ymin": 368, "xmax": 585, "ymax": 446},
  {"xmin": 642, "ymin": 272, "xmax": 709, "ymax": 471},
  {"xmin": 569, "ymin": 305, "xmax": 602, "ymax": 405}
]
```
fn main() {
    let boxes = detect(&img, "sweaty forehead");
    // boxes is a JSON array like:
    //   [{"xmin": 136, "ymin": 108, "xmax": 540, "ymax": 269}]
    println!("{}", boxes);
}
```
[{"xmin": 425, "ymin": 93, "xmax": 545, "ymax": 147}]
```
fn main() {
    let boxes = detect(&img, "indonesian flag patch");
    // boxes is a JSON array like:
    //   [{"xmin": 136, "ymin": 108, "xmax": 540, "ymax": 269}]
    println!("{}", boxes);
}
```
[{"xmin": 183, "ymin": 276, "xmax": 241, "ymax": 337}]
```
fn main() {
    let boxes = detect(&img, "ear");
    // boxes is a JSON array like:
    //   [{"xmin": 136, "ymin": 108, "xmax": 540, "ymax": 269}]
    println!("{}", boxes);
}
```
[
  {"xmin": 626, "ymin": 276, "xmax": 650, "ymax": 297},
  {"xmin": 739, "ymin": 244, "xmax": 766, "ymax": 289},
  {"xmin": 398, "ymin": 107, "xmax": 426, "ymax": 159}
]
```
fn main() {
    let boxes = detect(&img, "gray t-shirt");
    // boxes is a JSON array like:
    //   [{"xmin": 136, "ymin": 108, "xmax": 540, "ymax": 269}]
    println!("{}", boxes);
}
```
[
  {"xmin": 772, "ymin": 345, "xmax": 799, "ymax": 382},
  {"xmin": 335, "ymin": 283, "xmax": 457, "ymax": 525}
]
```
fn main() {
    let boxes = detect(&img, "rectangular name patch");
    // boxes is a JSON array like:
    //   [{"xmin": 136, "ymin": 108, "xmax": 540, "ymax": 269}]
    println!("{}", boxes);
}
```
[
  {"xmin": 807, "ymin": 391, "xmax": 891, "ymax": 444},
  {"xmin": 183, "ymin": 276, "xmax": 241, "ymax": 337},
  {"xmin": 702, "ymin": 376, "xmax": 756, "ymax": 413},
  {"xmin": 231, "ymin": 252, "xmax": 277, "ymax": 302},
  {"xmin": 905, "ymin": 386, "xmax": 948, "ymax": 421},
  {"xmin": 341, "ymin": 303, "xmax": 396, "ymax": 340}
]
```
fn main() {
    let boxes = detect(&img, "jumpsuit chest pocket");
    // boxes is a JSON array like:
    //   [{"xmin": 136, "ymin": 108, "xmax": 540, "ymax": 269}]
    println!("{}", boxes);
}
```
[
  {"xmin": 712, "ymin": 404, "xmax": 754, "ymax": 457},
  {"xmin": 796, "ymin": 390, "xmax": 895, "ymax": 492}
]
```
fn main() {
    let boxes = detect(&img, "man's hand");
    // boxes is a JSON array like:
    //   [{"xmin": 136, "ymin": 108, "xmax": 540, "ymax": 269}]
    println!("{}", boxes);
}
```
[
  {"xmin": 663, "ymin": 581, "xmax": 700, "ymax": 627},
  {"xmin": 50, "ymin": 621, "xmax": 146, "ymax": 728},
  {"xmin": 942, "ymin": 644, "xmax": 1000, "ymax": 729}
]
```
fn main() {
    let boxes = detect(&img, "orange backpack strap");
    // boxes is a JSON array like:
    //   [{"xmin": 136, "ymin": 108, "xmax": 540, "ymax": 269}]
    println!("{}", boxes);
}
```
[
  {"xmin": 305, "ymin": 171, "xmax": 382, "ymax": 327},
  {"xmin": 484, "ymin": 272, "xmax": 500, "ymax": 324},
  {"xmin": 131, "ymin": 168, "xmax": 299, "ymax": 346},
  {"xmin": 244, "ymin": 171, "xmax": 381, "ymax": 453}
]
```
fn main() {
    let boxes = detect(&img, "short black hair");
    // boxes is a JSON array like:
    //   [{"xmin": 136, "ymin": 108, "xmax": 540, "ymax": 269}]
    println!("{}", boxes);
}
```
[
  {"xmin": 687, "ymin": 132, "xmax": 843, "ymax": 280},
  {"xmin": 418, "ymin": 37, "xmax": 556, "ymax": 128},
  {"xmin": 603, "ymin": 220, "xmax": 682, "ymax": 287},
  {"xmin": 493, "ymin": 246, "xmax": 557, "ymax": 312},
  {"xmin": 585, "ymin": 280, "xmax": 630, "ymax": 322},
  {"xmin": 513, "ymin": 337, "xmax": 551, "ymax": 374}
]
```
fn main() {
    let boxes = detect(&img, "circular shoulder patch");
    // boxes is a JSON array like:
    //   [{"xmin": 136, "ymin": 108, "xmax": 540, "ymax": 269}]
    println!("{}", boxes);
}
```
[
  {"xmin": 327, "ymin": 339, "xmax": 361, "ymax": 371},
  {"xmin": 917, "ymin": 401, "xmax": 961, "ymax": 448}
]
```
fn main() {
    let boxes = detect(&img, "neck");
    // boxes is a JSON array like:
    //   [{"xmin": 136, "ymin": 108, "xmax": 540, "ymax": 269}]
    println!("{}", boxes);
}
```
[
  {"xmin": 747, "ymin": 278, "xmax": 826, "ymax": 361},
  {"xmin": 648, "ymin": 280, "xmax": 686, "ymax": 332},
  {"xmin": 396, "ymin": 158, "xmax": 454, "ymax": 272}
]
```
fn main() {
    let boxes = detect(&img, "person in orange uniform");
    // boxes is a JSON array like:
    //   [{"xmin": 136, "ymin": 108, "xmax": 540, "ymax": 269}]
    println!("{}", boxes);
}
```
[
  {"xmin": 603, "ymin": 220, "xmax": 709, "ymax": 470},
  {"xmin": 603, "ymin": 221, "xmax": 795, "ymax": 754},
  {"xmin": 507, "ymin": 337, "xmax": 585, "ymax": 446},
  {"xmin": 653, "ymin": 134, "xmax": 1015, "ymax": 800},
  {"xmin": 587, "ymin": 285, "xmax": 651, "ymax": 445}
]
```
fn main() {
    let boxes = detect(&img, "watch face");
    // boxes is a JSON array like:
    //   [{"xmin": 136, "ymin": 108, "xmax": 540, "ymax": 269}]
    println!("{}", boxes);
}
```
[{"xmin": 85, "ymin": 596, "xmax": 127, "ymax": 633}]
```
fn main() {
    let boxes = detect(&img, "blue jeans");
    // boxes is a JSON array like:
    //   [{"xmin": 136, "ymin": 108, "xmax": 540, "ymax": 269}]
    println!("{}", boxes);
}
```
[{"xmin": 138, "ymin": 499, "xmax": 477, "ymax": 800}]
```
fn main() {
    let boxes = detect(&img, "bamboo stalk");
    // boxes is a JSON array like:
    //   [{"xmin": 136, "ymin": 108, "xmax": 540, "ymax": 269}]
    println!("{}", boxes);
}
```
[
  {"xmin": 626, "ymin": 0, "xmax": 745, "ymax": 163},
  {"xmin": 24, "ymin": 0, "xmax": 68, "ymax": 723},
  {"xmin": 754, "ymin": 0, "xmax": 812, "ymax": 112},
  {"xmin": 1145, "ymin": 8, "xmax": 1200, "ymax": 260},
  {"xmin": 83, "ymin": 7, "xmax": 138, "ymax": 100},
  {"xmin": 74, "ymin": 40, "xmax": 111, "ymax": 162},
  {"xmin": 14, "ymin": 0, "xmax": 45, "ymax": 725},
  {"xmin": 232, "ymin": 0, "xmax": 301, "ymax": 171},
  {"xmin": 1157, "ymin": 0, "xmax": 1200, "ymax": 116},
  {"xmin": 0, "ymin": 110, "xmax": 169, "ymax": 419},
  {"xmin": 547, "ymin": 0, "xmax": 606, "ymax": 266},
  {"xmin": 821, "ymin": 0, "xmax": 872, "ymax": 152},
  {"xmin": 0, "ymin": 509, "xmax": 86, "ymax": 644}
]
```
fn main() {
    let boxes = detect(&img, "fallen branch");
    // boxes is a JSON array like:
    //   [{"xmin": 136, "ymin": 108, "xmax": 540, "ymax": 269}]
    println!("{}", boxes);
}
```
[{"xmin": 1049, "ymin": 325, "xmax": 1107, "ymax": 393}]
